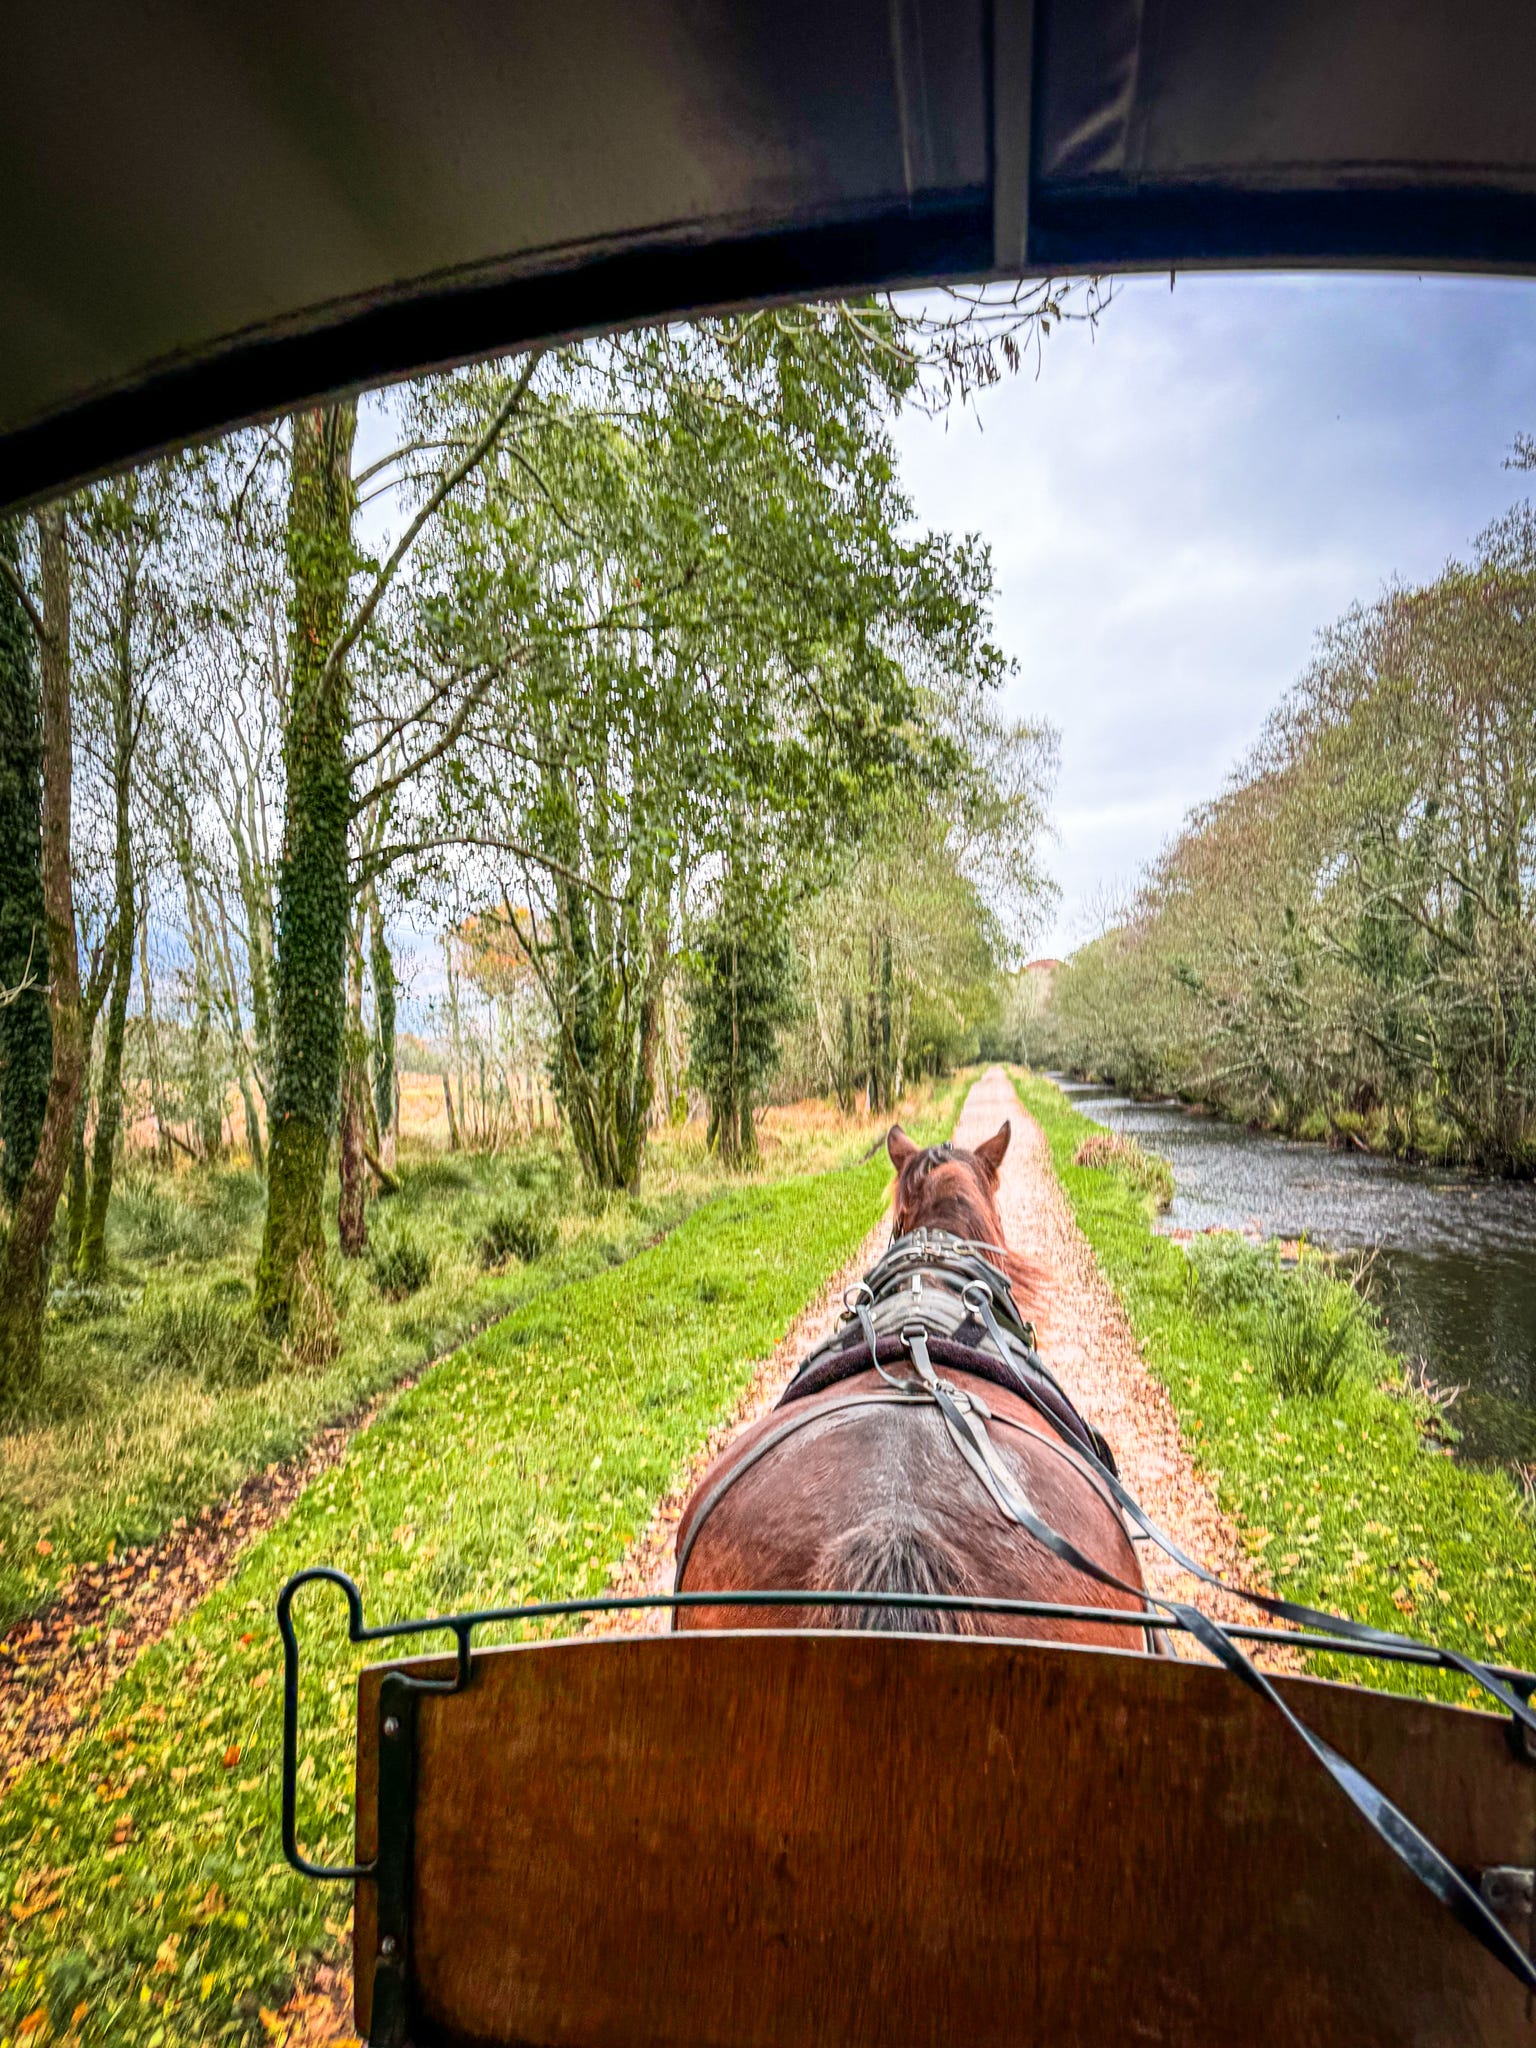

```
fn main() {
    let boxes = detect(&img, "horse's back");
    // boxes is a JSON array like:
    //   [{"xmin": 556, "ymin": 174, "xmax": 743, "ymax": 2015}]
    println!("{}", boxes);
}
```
[{"xmin": 677, "ymin": 1368, "xmax": 1142, "ymax": 1644}]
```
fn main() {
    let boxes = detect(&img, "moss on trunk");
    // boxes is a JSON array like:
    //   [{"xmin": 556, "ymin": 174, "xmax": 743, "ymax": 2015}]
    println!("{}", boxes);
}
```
[
  {"xmin": 255, "ymin": 402, "xmax": 358, "ymax": 1333},
  {"xmin": 0, "ymin": 516, "xmax": 50, "ymax": 1209}
]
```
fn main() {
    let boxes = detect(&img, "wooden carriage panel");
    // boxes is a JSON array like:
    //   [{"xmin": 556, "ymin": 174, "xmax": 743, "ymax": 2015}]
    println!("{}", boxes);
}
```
[{"xmin": 354, "ymin": 1631, "xmax": 1536, "ymax": 2046}]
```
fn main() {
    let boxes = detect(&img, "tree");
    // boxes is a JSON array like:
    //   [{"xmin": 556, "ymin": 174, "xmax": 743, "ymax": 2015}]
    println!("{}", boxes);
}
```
[
  {"xmin": 0, "ymin": 517, "xmax": 50, "ymax": 1207},
  {"xmin": 686, "ymin": 863, "xmax": 798, "ymax": 1164},
  {"xmin": 0, "ymin": 507, "xmax": 85, "ymax": 1400},
  {"xmin": 394, "ymin": 314, "xmax": 1012, "ymax": 1190},
  {"xmin": 254, "ymin": 400, "xmax": 359, "ymax": 1331},
  {"xmin": 71, "ymin": 474, "xmax": 180, "ymax": 1277}
]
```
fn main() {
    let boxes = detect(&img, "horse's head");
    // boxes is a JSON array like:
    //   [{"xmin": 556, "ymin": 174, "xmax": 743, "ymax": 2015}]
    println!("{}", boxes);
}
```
[{"xmin": 886, "ymin": 1122, "xmax": 1011, "ymax": 1244}]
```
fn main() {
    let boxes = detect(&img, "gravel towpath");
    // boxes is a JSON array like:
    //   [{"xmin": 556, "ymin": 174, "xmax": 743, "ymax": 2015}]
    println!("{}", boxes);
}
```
[
  {"xmin": 284, "ymin": 1070, "xmax": 1296, "ymax": 2043},
  {"xmin": 955, "ymin": 1065, "xmax": 1296, "ymax": 1666}
]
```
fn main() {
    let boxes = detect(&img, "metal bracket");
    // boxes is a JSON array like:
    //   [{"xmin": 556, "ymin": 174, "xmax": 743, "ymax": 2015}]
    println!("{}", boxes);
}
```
[{"xmin": 368, "ymin": 1674, "xmax": 421, "ymax": 2048}]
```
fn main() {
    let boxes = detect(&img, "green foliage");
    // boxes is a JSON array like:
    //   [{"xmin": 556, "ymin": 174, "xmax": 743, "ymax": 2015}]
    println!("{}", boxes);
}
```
[
  {"xmin": 396, "ymin": 317, "xmax": 1030, "ymax": 1192},
  {"xmin": 1072, "ymin": 1131, "xmax": 1174, "ymax": 1211},
  {"xmin": 0, "ymin": 1107, "xmax": 951, "ymax": 2046},
  {"xmin": 477, "ymin": 1200, "xmax": 557, "ymax": 1268},
  {"xmin": 1029, "ymin": 506, "xmax": 1536, "ymax": 1171},
  {"xmin": 0, "ymin": 514, "xmax": 50, "ymax": 1208},
  {"xmin": 1184, "ymin": 1234, "xmax": 1373, "ymax": 1400},
  {"xmin": 686, "ymin": 882, "xmax": 799, "ymax": 1164},
  {"xmin": 369, "ymin": 1228, "xmax": 433, "ymax": 1300},
  {"xmin": 1015, "ymin": 1071, "xmax": 1536, "ymax": 1701}
]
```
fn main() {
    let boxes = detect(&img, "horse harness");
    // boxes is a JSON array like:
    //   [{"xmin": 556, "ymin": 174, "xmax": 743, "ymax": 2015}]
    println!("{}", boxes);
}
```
[
  {"xmin": 673, "ymin": 1226, "xmax": 1536, "ymax": 1996},
  {"xmin": 674, "ymin": 1229, "xmax": 1128, "ymax": 1595}
]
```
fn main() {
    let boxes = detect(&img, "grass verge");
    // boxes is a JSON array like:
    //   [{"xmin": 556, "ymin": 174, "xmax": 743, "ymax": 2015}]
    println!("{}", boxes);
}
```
[
  {"xmin": 0, "ymin": 1084, "xmax": 961, "ymax": 2047},
  {"xmin": 1, "ymin": 1100, "xmax": 928, "ymax": 1632},
  {"xmin": 1012, "ymin": 1070, "xmax": 1536, "ymax": 1701}
]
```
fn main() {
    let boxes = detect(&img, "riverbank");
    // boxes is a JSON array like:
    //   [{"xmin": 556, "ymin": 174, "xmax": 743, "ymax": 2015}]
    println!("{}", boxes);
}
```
[
  {"xmin": 1013, "ymin": 1071, "xmax": 1536, "ymax": 1702},
  {"xmin": 1051, "ymin": 1066, "xmax": 1491, "ymax": 1174},
  {"xmin": 1049, "ymin": 1074, "xmax": 1536, "ymax": 1468}
]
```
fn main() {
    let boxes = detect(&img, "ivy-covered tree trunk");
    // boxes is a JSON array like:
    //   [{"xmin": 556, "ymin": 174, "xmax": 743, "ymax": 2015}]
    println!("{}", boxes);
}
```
[
  {"xmin": 369, "ymin": 900, "xmax": 397, "ymax": 1168},
  {"xmin": 0, "ymin": 516, "xmax": 50, "ymax": 1209},
  {"xmin": 0, "ymin": 507, "xmax": 84, "ymax": 1401},
  {"xmin": 78, "ymin": 731, "xmax": 135, "ymax": 1279},
  {"xmin": 337, "ymin": 942, "xmax": 368, "ymax": 1256},
  {"xmin": 255, "ymin": 401, "xmax": 358, "ymax": 1333},
  {"xmin": 65, "ymin": 941, "xmax": 118, "ymax": 1266}
]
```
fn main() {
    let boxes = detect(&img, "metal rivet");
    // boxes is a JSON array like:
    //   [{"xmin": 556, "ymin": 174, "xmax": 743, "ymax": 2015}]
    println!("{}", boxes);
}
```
[
  {"xmin": 382, "ymin": 1715, "xmax": 400, "ymax": 1740},
  {"xmin": 380, "ymin": 1935, "xmax": 398, "ymax": 1958}
]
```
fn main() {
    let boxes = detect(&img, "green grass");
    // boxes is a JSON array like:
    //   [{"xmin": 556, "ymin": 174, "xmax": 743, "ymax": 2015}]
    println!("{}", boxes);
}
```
[
  {"xmin": 0, "ymin": 1101, "xmax": 944, "ymax": 1633},
  {"xmin": 1012, "ymin": 1070, "xmax": 1536, "ymax": 1701},
  {"xmin": 0, "ymin": 1083, "xmax": 963, "ymax": 2046}
]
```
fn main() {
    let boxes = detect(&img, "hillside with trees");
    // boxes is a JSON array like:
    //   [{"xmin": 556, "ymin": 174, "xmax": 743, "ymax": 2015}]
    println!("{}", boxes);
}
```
[{"xmin": 1030, "ymin": 499, "xmax": 1536, "ymax": 1173}]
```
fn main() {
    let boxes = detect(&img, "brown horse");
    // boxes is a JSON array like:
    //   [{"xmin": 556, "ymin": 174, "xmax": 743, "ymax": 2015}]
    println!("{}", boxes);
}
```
[{"xmin": 674, "ymin": 1121, "xmax": 1149, "ymax": 1644}]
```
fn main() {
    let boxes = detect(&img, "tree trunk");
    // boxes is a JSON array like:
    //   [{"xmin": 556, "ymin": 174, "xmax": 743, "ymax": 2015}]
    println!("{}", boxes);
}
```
[
  {"xmin": 866, "ymin": 930, "xmax": 881, "ymax": 1112},
  {"xmin": 337, "ymin": 940, "xmax": 368, "ymax": 1256},
  {"xmin": 255, "ymin": 401, "xmax": 358, "ymax": 1333},
  {"xmin": 78, "ymin": 745, "xmax": 135, "ymax": 1281},
  {"xmin": 139, "ymin": 916, "xmax": 173, "ymax": 1163},
  {"xmin": 0, "ymin": 507, "xmax": 83, "ymax": 1400},
  {"xmin": 337, "ymin": 1062, "xmax": 368, "ymax": 1255},
  {"xmin": 369, "ymin": 899, "xmax": 397, "ymax": 1168},
  {"xmin": 0, "ymin": 515, "xmax": 51, "ymax": 1210},
  {"xmin": 441, "ymin": 1070, "xmax": 461, "ymax": 1151}
]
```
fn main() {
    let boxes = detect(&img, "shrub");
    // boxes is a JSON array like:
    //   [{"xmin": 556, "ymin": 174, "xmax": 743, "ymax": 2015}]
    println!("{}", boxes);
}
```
[
  {"xmin": 110, "ymin": 1180, "xmax": 216, "ymax": 1261},
  {"xmin": 1185, "ymin": 1231, "xmax": 1286, "ymax": 1315},
  {"xmin": 370, "ymin": 1231, "xmax": 434, "ymax": 1301},
  {"xmin": 1073, "ymin": 1131, "xmax": 1175, "ymax": 1211},
  {"xmin": 136, "ymin": 1296, "xmax": 278, "ymax": 1389},
  {"xmin": 477, "ymin": 1202, "xmax": 557, "ymax": 1268},
  {"xmin": 1186, "ymin": 1233, "xmax": 1371, "ymax": 1400},
  {"xmin": 395, "ymin": 1157, "xmax": 473, "ymax": 1200},
  {"xmin": 1262, "ymin": 1262, "xmax": 1370, "ymax": 1401}
]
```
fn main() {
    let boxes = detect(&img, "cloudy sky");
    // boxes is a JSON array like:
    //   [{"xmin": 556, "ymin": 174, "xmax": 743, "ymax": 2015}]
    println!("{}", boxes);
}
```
[{"xmin": 891, "ymin": 273, "xmax": 1536, "ymax": 958}]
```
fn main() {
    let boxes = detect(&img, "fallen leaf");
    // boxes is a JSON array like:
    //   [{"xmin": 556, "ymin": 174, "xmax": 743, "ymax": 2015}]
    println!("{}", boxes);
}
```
[{"xmin": 223, "ymin": 1742, "xmax": 240, "ymax": 1769}]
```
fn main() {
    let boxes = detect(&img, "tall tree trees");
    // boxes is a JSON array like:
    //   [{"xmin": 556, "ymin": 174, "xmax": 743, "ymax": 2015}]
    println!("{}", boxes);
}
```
[
  {"xmin": 1036, "ymin": 502, "xmax": 1536, "ymax": 1171},
  {"xmin": 396, "ymin": 313, "xmax": 1018, "ymax": 1190},
  {"xmin": 255, "ymin": 401, "xmax": 359, "ymax": 1331},
  {"xmin": 0, "ymin": 508, "xmax": 85, "ymax": 1398},
  {"xmin": 0, "ymin": 519, "xmax": 50, "ymax": 1208}
]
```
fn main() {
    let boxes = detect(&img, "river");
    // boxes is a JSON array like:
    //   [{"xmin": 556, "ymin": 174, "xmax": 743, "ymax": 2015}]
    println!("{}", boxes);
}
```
[{"xmin": 1052, "ymin": 1079, "xmax": 1536, "ymax": 1468}]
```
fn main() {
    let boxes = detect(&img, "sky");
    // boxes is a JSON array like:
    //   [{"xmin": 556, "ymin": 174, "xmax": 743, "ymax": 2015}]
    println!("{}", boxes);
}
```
[{"xmin": 890, "ymin": 273, "xmax": 1536, "ymax": 958}]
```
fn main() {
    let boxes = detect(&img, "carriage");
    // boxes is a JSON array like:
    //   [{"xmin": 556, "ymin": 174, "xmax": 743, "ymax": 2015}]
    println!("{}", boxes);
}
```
[
  {"xmin": 12, "ymin": 1, "xmax": 1536, "ymax": 2041},
  {"xmin": 277, "ymin": 1134, "xmax": 1536, "ymax": 2047}
]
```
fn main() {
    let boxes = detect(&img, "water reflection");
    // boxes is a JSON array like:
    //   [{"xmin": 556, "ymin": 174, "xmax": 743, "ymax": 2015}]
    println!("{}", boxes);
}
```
[{"xmin": 1052, "ymin": 1078, "xmax": 1536, "ymax": 1466}]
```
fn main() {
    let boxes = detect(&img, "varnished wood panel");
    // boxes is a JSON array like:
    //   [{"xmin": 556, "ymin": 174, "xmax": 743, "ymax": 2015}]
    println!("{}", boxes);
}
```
[{"xmin": 354, "ymin": 1632, "xmax": 1536, "ymax": 2045}]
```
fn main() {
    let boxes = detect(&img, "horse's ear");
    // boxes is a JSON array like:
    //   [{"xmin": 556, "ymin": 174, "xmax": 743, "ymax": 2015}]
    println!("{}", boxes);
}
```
[
  {"xmin": 973, "ymin": 1122, "xmax": 1011, "ymax": 1179},
  {"xmin": 887, "ymin": 1125, "xmax": 918, "ymax": 1173}
]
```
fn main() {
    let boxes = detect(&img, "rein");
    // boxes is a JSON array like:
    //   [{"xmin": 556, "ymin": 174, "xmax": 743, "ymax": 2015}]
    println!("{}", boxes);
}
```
[{"xmin": 678, "ymin": 1228, "xmax": 1536, "ymax": 1995}]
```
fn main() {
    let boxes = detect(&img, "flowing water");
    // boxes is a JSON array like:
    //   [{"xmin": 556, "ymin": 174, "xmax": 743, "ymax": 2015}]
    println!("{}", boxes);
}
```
[{"xmin": 1053, "ymin": 1079, "xmax": 1536, "ymax": 1467}]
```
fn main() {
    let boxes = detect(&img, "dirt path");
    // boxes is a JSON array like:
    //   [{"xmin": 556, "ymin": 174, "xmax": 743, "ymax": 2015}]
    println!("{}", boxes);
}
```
[
  {"xmin": 281, "ymin": 1072, "xmax": 1297, "ymax": 2042},
  {"xmin": 956, "ymin": 1066, "xmax": 1297, "ymax": 1666}
]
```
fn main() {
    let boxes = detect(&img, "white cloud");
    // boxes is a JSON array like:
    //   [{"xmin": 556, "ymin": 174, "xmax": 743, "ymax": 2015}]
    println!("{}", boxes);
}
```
[{"xmin": 892, "ymin": 272, "xmax": 1536, "ymax": 953}]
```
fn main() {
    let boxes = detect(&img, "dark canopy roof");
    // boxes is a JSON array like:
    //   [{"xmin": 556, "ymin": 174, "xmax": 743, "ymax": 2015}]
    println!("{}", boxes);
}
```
[{"xmin": 8, "ymin": 0, "xmax": 1536, "ymax": 504}]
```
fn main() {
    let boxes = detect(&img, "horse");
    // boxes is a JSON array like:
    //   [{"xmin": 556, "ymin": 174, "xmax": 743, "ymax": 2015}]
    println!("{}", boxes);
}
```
[{"xmin": 673, "ymin": 1120, "xmax": 1149, "ymax": 1644}]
